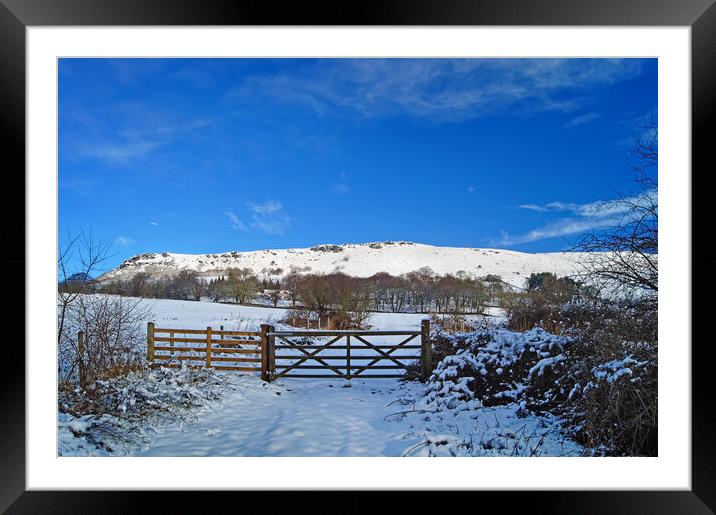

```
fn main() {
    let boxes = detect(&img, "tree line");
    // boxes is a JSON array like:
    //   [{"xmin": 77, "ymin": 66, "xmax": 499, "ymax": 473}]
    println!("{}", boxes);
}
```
[{"xmin": 90, "ymin": 266, "xmax": 514, "ymax": 311}]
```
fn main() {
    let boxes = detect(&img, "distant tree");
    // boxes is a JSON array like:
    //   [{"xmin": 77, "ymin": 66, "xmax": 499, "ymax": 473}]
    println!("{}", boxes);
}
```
[
  {"xmin": 128, "ymin": 272, "xmax": 150, "ymax": 297},
  {"xmin": 297, "ymin": 273, "xmax": 334, "ymax": 321},
  {"xmin": 225, "ymin": 267, "xmax": 257, "ymax": 304},
  {"xmin": 405, "ymin": 267, "xmax": 435, "ymax": 313},
  {"xmin": 190, "ymin": 274, "xmax": 204, "ymax": 301},
  {"xmin": 268, "ymin": 288, "xmax": 281, "ymax": 307},
  {"xmin": 527, "ymin": 272, "xmax": 555, "ymax": 291},
  {"xmin": 282, "ymin": 272, "xmax": 302, "ymax": 306}
]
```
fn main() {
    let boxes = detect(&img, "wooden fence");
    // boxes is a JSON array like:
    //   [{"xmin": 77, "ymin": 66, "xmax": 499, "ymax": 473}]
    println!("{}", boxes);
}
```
[
  {"xmin": 146, "ymin": 323, "xmax": 262, "ymax": 372},
  {"xmin": 146, "ymin": 320, "xmax": 432, "ymax": 382}
]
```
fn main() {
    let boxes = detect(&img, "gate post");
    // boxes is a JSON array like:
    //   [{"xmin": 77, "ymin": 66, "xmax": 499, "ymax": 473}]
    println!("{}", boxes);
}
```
[
  {"xmin": 146, "ymin": 322, "xmax": 155, "ymax": 366},
  {"xmin": 268, "ymin": 325, "xmax": 276, "ymax": 381},
  {"xmin": 420, "ymin": 319, "xmax": 431, "ymax": 382},
  {"xmin": 260, "ymin": 324, "xmax": 270, "ymax": 382}
]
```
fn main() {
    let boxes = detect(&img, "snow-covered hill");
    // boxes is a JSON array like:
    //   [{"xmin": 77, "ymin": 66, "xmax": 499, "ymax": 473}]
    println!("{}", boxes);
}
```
[{"xmin": 99, "ymin": 241, "xmax": 591, "ymax": 287}]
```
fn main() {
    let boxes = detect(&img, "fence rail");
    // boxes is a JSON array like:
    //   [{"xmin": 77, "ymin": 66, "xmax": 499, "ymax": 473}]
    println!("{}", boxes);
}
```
[{"xmin": 146, "ymin": 320, "xmax": 432, "ymax": 382}]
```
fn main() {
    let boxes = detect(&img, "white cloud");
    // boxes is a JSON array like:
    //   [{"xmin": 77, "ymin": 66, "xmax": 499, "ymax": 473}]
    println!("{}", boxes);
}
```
[
  {"xmin": 247, "ymin": 200, "xmax": 291, "ymax": 235},
  {"xmin": 114, "ymin": 235, "xmax": 135, "ymax": 247},
  {"xmin": 224, "ymin": 208, "xmax": 247, "ymax": 231},
  {"xmin": 518, "ymin": 190, "xmax": 656, "ymax": 218},
  {"xmin": 149, "ymin": 221, "xmax": 159, "ymax": 227},
  {"xmin": 495, "ymin": 216, "xmax": 623, "ymax": 246},
  {"xmin": 231, "ymin": 58, "xmax": 644, "ymax": 123},
  {"xmin": 500, "ymin": 189, "xmax": 656, "ymax": 245}
]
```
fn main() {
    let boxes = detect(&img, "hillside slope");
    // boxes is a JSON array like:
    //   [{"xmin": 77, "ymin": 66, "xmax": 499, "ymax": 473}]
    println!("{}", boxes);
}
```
[{"xmin": 99, "ymin": 241, "xmax": 592, "ymax": 288}]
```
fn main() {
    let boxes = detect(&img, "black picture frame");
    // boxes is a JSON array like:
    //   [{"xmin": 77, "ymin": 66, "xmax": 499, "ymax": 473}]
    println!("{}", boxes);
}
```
[{"xmin": 1, "ymin": 1, "xmax": 711, "ymax": 512}]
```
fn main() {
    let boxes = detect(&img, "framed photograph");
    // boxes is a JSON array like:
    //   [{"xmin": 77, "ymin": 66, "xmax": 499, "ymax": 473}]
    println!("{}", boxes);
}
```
[{"xmin": 3, "ymin": 0, "xmax": 712, "ymax": 512}]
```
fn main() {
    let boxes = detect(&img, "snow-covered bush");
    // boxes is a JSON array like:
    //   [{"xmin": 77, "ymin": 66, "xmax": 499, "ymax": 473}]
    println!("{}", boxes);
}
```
[
  {"xmin": 553, "ymin": 301, "xmax": 658, "ymax": 456},
  {"xmin": 425, "ymin": 327, "xmax": 572, "ymax": 412},
  {"xmin": 424, "ymin": 300, "xmax": 657, "ymax": 456},
  {"xmin": 58, "ymin": 365, "xmax": 232, "ymax": 455}
]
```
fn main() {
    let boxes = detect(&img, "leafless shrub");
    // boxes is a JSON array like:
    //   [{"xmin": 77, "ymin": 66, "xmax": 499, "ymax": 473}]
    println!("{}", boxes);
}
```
[
  {"xmin": 429, "ymin": 312, "xmax": 476, "ymax": 334},
  {"xmin": 59, "ymin": 294, "xmax": 153, "ymax": 387}
]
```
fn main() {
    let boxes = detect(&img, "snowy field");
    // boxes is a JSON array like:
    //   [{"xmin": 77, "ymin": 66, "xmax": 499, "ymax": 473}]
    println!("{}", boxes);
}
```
[
  {"xmin": 59, "ymin": 297, "xmax": 581, "ymax": 457},
  {"xmin": 143, "ymin": 296, "xmax": 432, "ymax": 332}
]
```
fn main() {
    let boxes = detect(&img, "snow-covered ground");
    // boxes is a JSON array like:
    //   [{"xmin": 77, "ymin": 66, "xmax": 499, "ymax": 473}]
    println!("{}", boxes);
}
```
[
  {"xmin": 137, "ymin": 376, "xmax": 423, "ymax": 457},
  {"xmin": 100, "ymin": 241, "xmax": 592, "ymax": 288},
  {"xmin": 143, "ymin": 296, "xmax": 433, "ymax": 332},
  {"xmin": 132, "ymin": 374, "xmax": 579, "ymax": 457},
  {"xmin": 59, "ymin": 297, "xmax": 580, "ymax": 457}
]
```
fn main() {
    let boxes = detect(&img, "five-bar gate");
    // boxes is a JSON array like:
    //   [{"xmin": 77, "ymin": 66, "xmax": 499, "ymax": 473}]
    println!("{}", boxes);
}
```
[{"xmin": 147, "ymin": 320, "xmax": 432, "ymax": 381}]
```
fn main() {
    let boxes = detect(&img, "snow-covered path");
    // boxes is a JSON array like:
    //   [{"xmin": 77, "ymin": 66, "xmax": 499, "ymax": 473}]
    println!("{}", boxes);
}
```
[{"xmin": 136, "ymin": 376, "xmax": 426, "ymax": 457}]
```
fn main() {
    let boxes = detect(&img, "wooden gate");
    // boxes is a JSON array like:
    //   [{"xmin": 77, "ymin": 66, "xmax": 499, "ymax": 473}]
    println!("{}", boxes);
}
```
[
  {"xmin": 146, "ymin": 320, "xmax": 432, "ymax": 382},
  {"xmin": 261, "ymin": 320, "xmax": 431, "ymax": 381},
  {"xmin": 146, "ymin": 323, "xmax": 262, "ymax": 372}
]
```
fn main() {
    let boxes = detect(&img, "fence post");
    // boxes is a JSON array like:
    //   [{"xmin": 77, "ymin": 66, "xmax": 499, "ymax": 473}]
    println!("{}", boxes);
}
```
[
  {"xmin": 268, "ymin": 325, "xmax": 276, "ymax": 381},
  {"xmin": 420, "ymin": 319, "xmax": 431, "ymax": 382},
  {"xmin": 146, "ymin": 322, "xmax": 155, "ymax": 366},
  {"xmin": 260, "ymin": 324, "xmax": 270, "ymax": 382},
  {"xmin": 77, "ymin": 331, "xmax": 85, "ymax": 388},
  {"xmin": 206, "ymin": 326, "xmax": 212, "ymax": 368}
]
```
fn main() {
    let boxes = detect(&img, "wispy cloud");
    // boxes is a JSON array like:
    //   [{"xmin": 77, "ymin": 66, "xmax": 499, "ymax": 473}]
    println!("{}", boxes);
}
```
[
  {"xmin": 495, "ymin": 217, "xmax": 623, "ymax": 246},
  {"xmin": 67, "ymin": 101, "xmax": 213, "ymax": 165},
  {"xmin": 497, "ymin": 190, "xmax": 656, "ymax": 246},
  {"xmin": 224, "ymin": 208, "xmax": 247, "ymax": 231},
  {"xmin": 149, "ymin": 221, "xmax": 159, "ymax": 227},
  {"xmin": 114, "ymin": 235, "xmax": 135, "ymax": 246},
  {"xmin": 467, "ymin": 185, "xmax": 476, "ymax": 195},
  {"xmin": 230, "ymin": 58, "xmax": 644, "ymax": 123},
  {"xmin": 77, "ymin": 141, "xmax": 161, "ymax": 163},
  {"xmin": 518, "ymin": 190, "xmax": 655, "ymax": 218},
  {"xmin": 247, "ymin": 200, "xmax": 291, "ymax": 235},
  {"xmin": 333, "ymin": 172, "xmax": 350, "ymax": 195},
  {"xmin": 565, "ymin": 112, "xmax": 601, "ymax": 128}
]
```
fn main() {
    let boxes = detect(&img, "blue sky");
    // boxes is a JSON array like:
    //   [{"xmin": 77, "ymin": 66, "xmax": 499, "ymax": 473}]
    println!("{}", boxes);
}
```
[{"xmin": 59, "ymin": 58, "xmax": 657, "ymax": 269}]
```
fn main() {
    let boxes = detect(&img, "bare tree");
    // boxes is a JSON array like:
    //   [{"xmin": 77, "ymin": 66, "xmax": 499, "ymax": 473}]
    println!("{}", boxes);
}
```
[
  {"xmin": 189, "ymin": 274, "xmax": 205, "ymax": 301},
  {"xmin": 297, "ymin": 273, "xmax": 334, "ymax": 321},
  {"xmin": 282, "ymin": 272, "xmax": 301, "ymax": 307},
  {"xmin": 128, "ymin": 271, "xmax": 151, "ymax": 297},
  {"xmin": 57, "ymin": 229, "xmax": 114, "ymax": 347},
  {"xmin": 575, "ymin": 116, "xmax": 658, "ymax": 298},
  {"xmin": 268, "ymin": 288, "xmax": 281, "ymax": 307}
]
